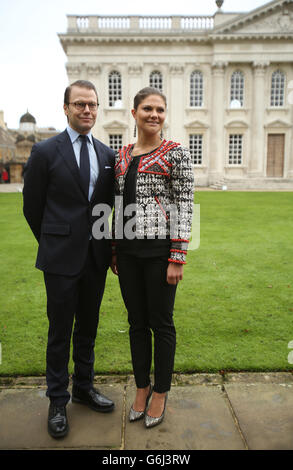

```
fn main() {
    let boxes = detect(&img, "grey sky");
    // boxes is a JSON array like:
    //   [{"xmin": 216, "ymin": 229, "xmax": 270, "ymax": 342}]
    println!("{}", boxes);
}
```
[{"xmin": 0, "ymin": 0, "xmax": 269, "ymax": 130}]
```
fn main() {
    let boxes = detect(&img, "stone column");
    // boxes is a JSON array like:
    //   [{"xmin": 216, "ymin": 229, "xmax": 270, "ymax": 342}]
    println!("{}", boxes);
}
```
[
  {"xmin": 288, "ymin": 80, "xmax": 293, "ymax": 178},
  {"xmin": 128, "ymin": 64, "xmax": 143, "ymax": 142},
  {"xmin": 169, "ymin": 64, "xmax": 185, "ymax": 142},
  {"xmin": 128, "ymin": 64, "xmax": 143, "ymax": 104},
  {"xmin": 86, "ymin": 64, "xmax": 102, "ymax": 138},
  {"xmin": 249, "ymin": 61, "xmax": 269, "ymax": 176},
  {"xmin": 210, "ymin": 61, "xmax": 227, "ymax": 184}
]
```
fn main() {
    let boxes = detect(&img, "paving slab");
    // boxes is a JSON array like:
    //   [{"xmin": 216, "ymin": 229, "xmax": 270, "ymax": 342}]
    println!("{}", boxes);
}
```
[
  {"xmin": 224, "ymin": 383, "xmax": 293, "ymax": 450},
  {"xmin": 0, "ymin": 384, "xmax": 123, "ymax": 450},
  {"xmin": 2, "ymin": 375, "xmax": 293, "ymax": 451},
  {"xmin": 0, "ymin": 183, "xmax": 23, "ymax": 193},
  {"xmin": 225, "ymin": 372, "xmax": 293, "ymax": 384},
  {"xmin": 125, "ymin": 384, "xmax": 245, "ymax": 450}
]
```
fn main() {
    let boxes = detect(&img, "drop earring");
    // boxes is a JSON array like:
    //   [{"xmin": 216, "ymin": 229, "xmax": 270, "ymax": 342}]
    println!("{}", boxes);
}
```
[
  {"xmin": 160, "ymin": 128, "xmax": 163, "ymax": 139},
  {"xmin": 134, "ymin": 123, "xmax": 137, "ymax": 138}
]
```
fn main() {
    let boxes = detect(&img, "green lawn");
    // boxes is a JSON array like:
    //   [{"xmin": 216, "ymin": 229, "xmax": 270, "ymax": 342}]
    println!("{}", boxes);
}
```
[{"xmin": 0, "ymin": 191, "xmax": 292, "ymax": 376}]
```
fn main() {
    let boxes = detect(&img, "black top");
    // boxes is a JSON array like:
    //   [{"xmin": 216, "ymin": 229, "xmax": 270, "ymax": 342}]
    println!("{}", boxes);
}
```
[
  {"xmin": 116, "ymin": 148, "xmax": 170, "ymax": 258},
  {"xmin": 124, "ymin": 152, "xmax": 140, "ymax": 209}
]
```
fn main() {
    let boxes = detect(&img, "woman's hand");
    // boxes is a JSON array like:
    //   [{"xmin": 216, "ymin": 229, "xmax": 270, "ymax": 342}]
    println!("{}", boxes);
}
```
[
  {"xmin": 167, "ymin": 262, "xmax": 183, "ymax": 285},
  {"xmin": 111, "ymin": 255, "xmax": 118, "ymax": 275}
]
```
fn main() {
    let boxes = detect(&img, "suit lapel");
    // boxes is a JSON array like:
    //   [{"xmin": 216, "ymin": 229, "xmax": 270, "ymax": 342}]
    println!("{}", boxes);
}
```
[{"xmin": 57, "ymin": 130, "xmax": 88, "ymax": 199}]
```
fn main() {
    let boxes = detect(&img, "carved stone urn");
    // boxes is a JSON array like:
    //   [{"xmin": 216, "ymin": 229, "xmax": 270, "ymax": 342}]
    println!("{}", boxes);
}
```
[{"xmin": 216, "ymin": 0, "xmax": 224, "ymax": 9}]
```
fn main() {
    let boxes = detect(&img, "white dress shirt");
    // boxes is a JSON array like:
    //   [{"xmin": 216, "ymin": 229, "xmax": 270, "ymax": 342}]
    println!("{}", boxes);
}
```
[{"xmin": 66, "ymin": 125, "xmax": 99, "ymax": 200}]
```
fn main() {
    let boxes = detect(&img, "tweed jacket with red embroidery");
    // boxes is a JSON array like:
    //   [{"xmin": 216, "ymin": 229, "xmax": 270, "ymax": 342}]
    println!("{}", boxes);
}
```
[{"xmin": 112, "ymin": 140, "xmax": 194, "ymax": 264}]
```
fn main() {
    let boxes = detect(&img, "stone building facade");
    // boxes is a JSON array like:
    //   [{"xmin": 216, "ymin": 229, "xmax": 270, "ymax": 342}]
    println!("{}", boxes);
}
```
[
  {"xmin": 0, "ymin": 111, "xmax": 59, "ymax": 183},
  {"xmin": 58, "ymin": 0, "xmax": 293, "ymax": 189},
  {"xmin": 0, "ymin": 112, "xmax": 15, "ymax": 173}
]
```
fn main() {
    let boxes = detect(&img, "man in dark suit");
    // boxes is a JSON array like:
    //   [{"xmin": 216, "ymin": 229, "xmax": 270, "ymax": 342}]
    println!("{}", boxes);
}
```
[{"xmin": 23, "ymin": 80, "xmax": 115, "ymax": 438}]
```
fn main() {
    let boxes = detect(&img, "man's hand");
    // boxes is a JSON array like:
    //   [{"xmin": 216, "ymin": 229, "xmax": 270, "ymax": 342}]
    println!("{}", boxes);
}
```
[{"xmin": 167, "ymin": 262, "xmax": 183, "ymax": 285}]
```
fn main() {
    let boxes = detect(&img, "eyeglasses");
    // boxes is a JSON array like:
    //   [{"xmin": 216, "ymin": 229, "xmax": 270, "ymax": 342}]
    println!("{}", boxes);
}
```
[{"xmin": 68, "ymin": 102, "xmax": 99, "ymax": 111}]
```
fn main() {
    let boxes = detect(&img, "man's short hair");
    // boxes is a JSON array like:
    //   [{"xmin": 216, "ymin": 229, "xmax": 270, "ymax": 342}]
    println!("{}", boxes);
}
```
[{"xmin": 64, "ymin": 80, "xmax": 98, "ymax": 105}]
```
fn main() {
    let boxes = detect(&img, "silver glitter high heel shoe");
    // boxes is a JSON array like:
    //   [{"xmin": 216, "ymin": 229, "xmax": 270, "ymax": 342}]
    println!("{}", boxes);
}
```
[
  {"xmin": 129, "ymin": 384, "xmax": 153, "ymax": 422},
  {"xmin": 144, "ymin": 393, "xmax": 168, "ymax": 429}
]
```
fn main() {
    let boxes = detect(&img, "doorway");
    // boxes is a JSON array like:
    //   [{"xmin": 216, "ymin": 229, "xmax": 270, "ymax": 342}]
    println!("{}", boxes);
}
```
[{"xmin": 267, "ymin": 134, "xmax": 285, "ymax": 177}]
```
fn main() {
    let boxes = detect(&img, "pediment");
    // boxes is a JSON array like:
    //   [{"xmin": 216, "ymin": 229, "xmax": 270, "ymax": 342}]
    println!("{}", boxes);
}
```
[
  {"xmin": 103, "ymin": 120, "xmax": 128, "ymax": 130},
  {"xmin": 264, "ymin": 119, "xmax": 292, "ymax": 128},
  {"xmin": 225, "ymin": 120, "xmax": 248, "ymax": 128},
  {"xmin": 184, "ymin": 120, "xmax": 208, "ymax": 129},
  {"xmin": 213, "ymin": 0, "xmax": 293, "ymax": 36}
]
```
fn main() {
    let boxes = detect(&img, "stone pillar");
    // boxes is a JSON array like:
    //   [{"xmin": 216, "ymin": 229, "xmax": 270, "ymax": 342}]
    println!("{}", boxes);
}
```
[
  {"xmin": 210, "ymin": 61, "xmax": 227, "ymax": 184},
  {"xmin": 130, "ymin": 16, "xmax": 140, "ymax": 30},
  {"xmin": 67, "ymin": 16, "xmax": 78, "ymax": 32},
  {"xmin": 128, "ymin": 64, "xmax": 144, "ymax": 142},
  {"xmin": 171, "ymin": 16, "xmax": 181, "ymax": 30},
  {"xmin": 169, "ymin": 64, "xmax": 185, "ymax": 142},
  {"xmin": 88, "ymin": 16, "xmax": 98, "ymax": 32},
  {"xmin": 86, "ymin": 64, "xmax": 102, "ymax": 138},
  {"xmin": 249, "ymin": 62, "xmax": 269, "ymax": 176},
  {"xmin": 288, "ymin": 80, "xmax": 293, "ymax": 178}
]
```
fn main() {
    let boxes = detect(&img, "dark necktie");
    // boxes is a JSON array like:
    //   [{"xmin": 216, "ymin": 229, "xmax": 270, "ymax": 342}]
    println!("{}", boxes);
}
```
[{"xmin": 79, "ymin": 135, "xmax": 90, "ymax": 197}]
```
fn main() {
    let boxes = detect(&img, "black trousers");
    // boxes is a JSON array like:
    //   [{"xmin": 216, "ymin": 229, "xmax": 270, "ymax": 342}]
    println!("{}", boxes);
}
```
[
  {"xmin": 43, "ymin": 245, "xmax": 107, "ymax": 406},
  {"xmin": 117, "ymin": 252, "xmax": 177, "ymax": 393}
]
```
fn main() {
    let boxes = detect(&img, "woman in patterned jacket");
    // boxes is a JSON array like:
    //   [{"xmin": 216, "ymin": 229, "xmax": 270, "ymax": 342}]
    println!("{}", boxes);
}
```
[{"xmin": 111, "ymin": 87, "xmax": 194, "ymax": 428}]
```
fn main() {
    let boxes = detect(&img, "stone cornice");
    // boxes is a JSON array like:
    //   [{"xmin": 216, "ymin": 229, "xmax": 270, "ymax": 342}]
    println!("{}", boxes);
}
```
[
  {"xmin": 211, "ymin": 33, "xmax": 293, "ymax": 40},
  {"xmin": 58, "ymin": 33, "xmax": 209, "ymax": 46},
  {"xmin": 58, "ymin": 32, "xmax": 293, "ymax": 52}
]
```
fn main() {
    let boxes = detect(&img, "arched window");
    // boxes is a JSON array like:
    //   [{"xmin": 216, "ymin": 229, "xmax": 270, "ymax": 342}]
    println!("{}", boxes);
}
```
[
  {"xmin": 149, "ymin": 71, "xmax": 163, "ymax": 91},
  {"xmin": 190, "ymin": 71, "xmax": 203, "ymax": 107},
  {"xmin": 271, "ymin": 70, "xmax": 285, "ymax": 107},
  {"xmin": 230, "ymin": 71, "xmax": 244, "ymax": 108},
  {"xmin": 109, "ymin": 71, "xmax": 122, "ymax": 107}
]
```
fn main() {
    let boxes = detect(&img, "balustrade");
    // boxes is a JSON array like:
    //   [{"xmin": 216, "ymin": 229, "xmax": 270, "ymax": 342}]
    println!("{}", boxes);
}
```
[{"xmin": 67, "ymin": 15, "xmax": 214, "ymax": 32}]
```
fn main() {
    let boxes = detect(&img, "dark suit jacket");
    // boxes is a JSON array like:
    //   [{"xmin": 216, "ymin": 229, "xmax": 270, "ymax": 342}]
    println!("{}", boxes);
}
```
[{"xmin": 23, "ymin": 129, "xmax": 115, "ymax": 276}]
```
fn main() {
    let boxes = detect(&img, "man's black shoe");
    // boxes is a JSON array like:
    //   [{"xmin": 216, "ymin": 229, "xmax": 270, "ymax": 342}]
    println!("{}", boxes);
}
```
[
  {"xmin": 72, "ymin": 386, "xmax": 115, "ymax": 413},
  {"xmin": 48, "ymin": 404, "xmax": 69, "ymax": 438}
]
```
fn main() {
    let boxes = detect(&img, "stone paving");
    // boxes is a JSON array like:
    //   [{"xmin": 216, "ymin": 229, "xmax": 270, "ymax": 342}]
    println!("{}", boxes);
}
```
[{"xmin": 1, "ymin": 373, "xmax": 293, "ymax": 451}]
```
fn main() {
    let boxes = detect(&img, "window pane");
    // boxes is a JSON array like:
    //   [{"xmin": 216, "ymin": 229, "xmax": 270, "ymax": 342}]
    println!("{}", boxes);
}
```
[
  {"xmin": 190, "ymin": 71, "xmax": 203, "ymax": 107},
  {"xmin": 109, "ymin": 134, "xmax": 123, "ymax": 151},
  {"xmin": 230, "ymin": 71, "xmax": 244, "ymax": 107},
  {"xmin": 150, "ymin": 71, "xmax": 163, "ymax": 91},
  {"xmin": 189, "ymin": 134, "xmax": 203, "ymax": 165},
  {"xmin": 229, "ymin": 134, "xmax": 243, "ymax": 165},
  {"xmin": 271, "ymin": 70, "xmax": 285, "ymax": 107},
  {"xmin": 109, "ymin": 71, "xmax": 122, "ymax": 107}
]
